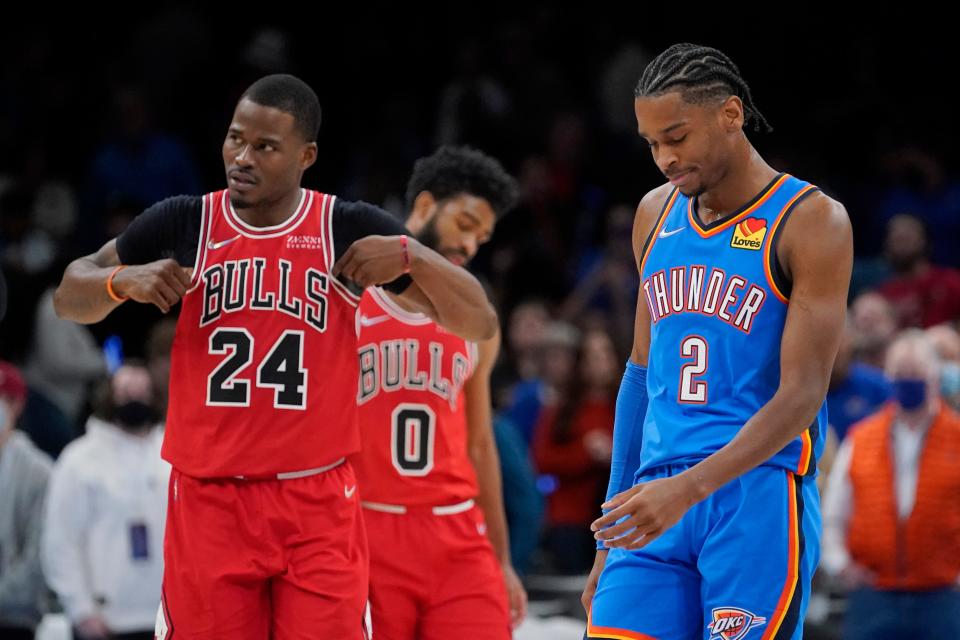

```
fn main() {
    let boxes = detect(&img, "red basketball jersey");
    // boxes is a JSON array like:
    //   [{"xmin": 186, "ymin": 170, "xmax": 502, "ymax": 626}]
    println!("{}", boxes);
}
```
[
  {"xmin": 165, "ymin": 189, "xmax": 362, "ymax": 477},
  {"xmin": 354, "ymin": 287, "xmax": 480, "ymax": 505}
]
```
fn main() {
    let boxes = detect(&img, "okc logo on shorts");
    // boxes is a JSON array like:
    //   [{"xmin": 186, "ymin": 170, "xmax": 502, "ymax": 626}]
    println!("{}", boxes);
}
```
[
  {"xmin": 730, "ymin": 217, "xmax": 767, "ymax": 250},
  {"xmin": 708, "ymin": 606, "xmax": 767, "ymax": 640}
]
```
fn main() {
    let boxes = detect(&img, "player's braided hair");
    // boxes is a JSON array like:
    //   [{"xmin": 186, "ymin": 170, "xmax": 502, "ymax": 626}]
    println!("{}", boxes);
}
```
[
  {"xmin": 636, "ymin": 43, "xmax": 773, "ymax": 133},
  {"xmin": 241, "ymin": 74, "xmax": 322, "ymax": 142},
  {"xmin": 405, "ymin": 146, "xmax": 519, "ymax": 219}
]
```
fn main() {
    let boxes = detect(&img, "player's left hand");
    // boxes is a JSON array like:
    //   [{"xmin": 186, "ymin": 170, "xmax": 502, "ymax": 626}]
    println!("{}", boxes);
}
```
[
  {"xmin": 502, "ymin": 562, "xmax": 528, "ymax": 628},
  {"xmin": 333, "ymin": 235, "xmax": 416, "ymax": 288},
  {"xmin": 590, "ymin": 474, "xmax": 699, "ymax": 550}
]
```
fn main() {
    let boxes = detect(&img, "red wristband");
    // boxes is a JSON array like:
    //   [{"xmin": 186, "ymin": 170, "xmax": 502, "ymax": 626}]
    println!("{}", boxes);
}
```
[
  {"xmin": 400, "ymin": 235, "xmax": 412, "ymax": 274},
  {"xmin": 106, "ymin": 265, "xmax": 128, "ymax": 303}
]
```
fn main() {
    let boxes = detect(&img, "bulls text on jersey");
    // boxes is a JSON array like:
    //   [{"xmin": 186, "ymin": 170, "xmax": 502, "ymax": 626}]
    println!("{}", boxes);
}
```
[
  {"xmin": 200, "ymin": 258, "xmax": 329, "ymax": 333},
  {"xmin": 357, "ymin": 339, "xmax": 470, "ymax": 410}
]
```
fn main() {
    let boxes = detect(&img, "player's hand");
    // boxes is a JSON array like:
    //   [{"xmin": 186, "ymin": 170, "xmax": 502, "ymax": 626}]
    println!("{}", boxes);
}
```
[
  {"xmin": 590, "ymin": 475, "xmax": 698, "ymax": 550},
  {"xmin": 112, "ymin": 259, "xmax": 193, "ymax": 313},
  {"xmin": 333, "ymin": 235, "xmax": 416, "ymax": 288},
  {"xmin": 581, "ymin": 549, "xmax": 608, "ymax": 615},
  {"xmin": 502, "ymin": 562, "xmax": 528, "ymax": 628},
  {"xmin": 75, "ymin": 615, "xmax": 112, "ymax": 639}
]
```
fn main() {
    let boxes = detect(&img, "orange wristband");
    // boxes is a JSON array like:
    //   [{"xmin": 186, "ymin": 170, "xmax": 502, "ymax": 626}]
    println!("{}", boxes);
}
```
[{"xmin": 106, "ymin": 265, "xmax": 128, "ymax": 303}]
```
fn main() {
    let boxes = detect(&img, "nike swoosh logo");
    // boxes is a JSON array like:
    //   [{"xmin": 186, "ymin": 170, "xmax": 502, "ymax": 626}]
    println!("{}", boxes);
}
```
[
  {"xmin": 344, "ymin": 485, "xmax": 357, "ymax": 499},
  {"xmin": 359, "ymin": 315, "xmax": 391, "ymax": 328},
  {"xmin": 658, "ymin": 226, "xmax": 686, "ymax": 239},
  {"xmin": 207, "ymin": 235, "xmax": 241, "ymax": 250}
]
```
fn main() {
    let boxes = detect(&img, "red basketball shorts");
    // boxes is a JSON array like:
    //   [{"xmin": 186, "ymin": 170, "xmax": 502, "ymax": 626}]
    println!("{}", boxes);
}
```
[{"xmin": 155, "ymin": 461, "xmax": 370, "ymax": 640}]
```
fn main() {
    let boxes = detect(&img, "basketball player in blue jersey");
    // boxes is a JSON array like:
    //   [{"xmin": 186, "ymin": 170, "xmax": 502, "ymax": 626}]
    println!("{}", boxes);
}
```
[{"xmin": 583, "ymin": 43, "xmax": 853, "ymax": 640}]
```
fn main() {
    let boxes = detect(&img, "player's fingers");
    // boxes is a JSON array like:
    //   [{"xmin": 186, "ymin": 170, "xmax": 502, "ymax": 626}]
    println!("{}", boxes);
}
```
[
  {"xmin": 332, "ymin": 246, "xmax": 356, "ymax": 276},
  {"xmin": 175, "ymin": 266, "xmax": 193, "ymax": 288},
  {"xmin": 162, "ymin": 269, "xmax": 189, "ymax": 298},
  {"xmin": 593, "ymin": 514, "xmax": 640, "ymax": 541},
  {"xmin": 591, "ymin": 500, "xmax": 643, "ymax": 531},
  {"xmin": 153, "ymin": 281, "xmax": 180, "ymax": 311},
  {"xmin": 624, "ymin": 526, "xmax": 664, "ymax": 550},
  {"xmin": 600, "ymin": 485, "xmax": 641, "ymax": 510}
]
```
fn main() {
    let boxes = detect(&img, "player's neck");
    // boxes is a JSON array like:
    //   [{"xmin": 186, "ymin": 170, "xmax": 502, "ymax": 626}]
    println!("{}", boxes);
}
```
[
  {"xmin": 696, "ymin": 151, "xmax": 778, "ymax": 223},
  {"xmin": 234, "ymin": 189, "xmax": 303, "ymax": 228}
]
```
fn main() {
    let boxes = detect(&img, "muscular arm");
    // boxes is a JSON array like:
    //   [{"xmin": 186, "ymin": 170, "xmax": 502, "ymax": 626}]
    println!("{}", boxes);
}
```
[
  {"xmin": 54, "ymin": 196, "xmax": 199, "ymax": 324},
  {"xmin": 395, "ymin": 241, "xmax": 498, "ymax": 342},
  {"xmin": 465, "ymin": 331, "xmax": 528, "ymax": 626},
  {"xmin": 331, "ymin": 201, "xmax": 497, "ymax": 341},
  {"xmin": 680, "ymin": 193, "xmax": 853, "ymax": 500},
  {"xmin": 466, "ymin": 331, "xmax": 511, "ymax": 565}
]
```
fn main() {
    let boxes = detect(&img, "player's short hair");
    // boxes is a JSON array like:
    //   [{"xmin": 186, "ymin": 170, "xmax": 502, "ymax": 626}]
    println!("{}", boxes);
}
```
[
  {"xmin": 241, "ymin": 74, "xmax": 321, "ymax": 142},
  {"xmin": 405, "ymin": 146, "xmax": 519, "ymax": 219},
  {"xmin": 636, "ymin": 43, "xmax": 773, "ymax": 133}
]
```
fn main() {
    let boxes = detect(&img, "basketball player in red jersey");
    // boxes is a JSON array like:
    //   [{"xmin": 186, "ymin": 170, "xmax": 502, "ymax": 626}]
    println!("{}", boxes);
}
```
[
  {"xmin": 53, "ymin": 75, "xmax": 497, "ymax": 640},
  {"xmin": 353, "ymin": 147, "xmax": 527, "ymax": 639}
]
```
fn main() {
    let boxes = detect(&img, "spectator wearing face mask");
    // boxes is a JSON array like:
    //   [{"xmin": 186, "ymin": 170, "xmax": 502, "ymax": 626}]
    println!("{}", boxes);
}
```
[
  {"xmin": 0, "ymin": 361, "xmax": 52, "ymax": 639},
  {"xmin": 822, "ymin": 330, "xmax": 960, "ymax": 640},
  {"xmin": 927, "ymin": 323, "xmax": 960, "ymax": 410},
  {"xmin": 41, "ymin": 363, "xmax": 169, "ymax": 640}
]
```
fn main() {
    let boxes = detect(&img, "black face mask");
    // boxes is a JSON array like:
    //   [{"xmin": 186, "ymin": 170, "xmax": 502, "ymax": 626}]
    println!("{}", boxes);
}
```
[{"xmin": 113, "ymin": 401, "xmax": 157, "ymax": 431}]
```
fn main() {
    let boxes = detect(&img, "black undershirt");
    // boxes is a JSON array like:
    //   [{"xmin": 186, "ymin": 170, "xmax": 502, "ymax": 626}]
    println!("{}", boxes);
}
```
[{"xmin": 115, "ymin": 193, "xmax": 412, "ymax": 294}]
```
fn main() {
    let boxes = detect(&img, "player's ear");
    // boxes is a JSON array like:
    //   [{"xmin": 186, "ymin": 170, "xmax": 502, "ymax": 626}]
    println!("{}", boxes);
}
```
[
  {"xmin": 408, "ymin": 191, "xmax": 438, "ymax": 230},
  {"xmin": 300, "ymin": 142, "xmax": 318, "ymax": 171},
  {"xmin": 719, "ymin": 95, "xmax": 745, "ymax": 132}
]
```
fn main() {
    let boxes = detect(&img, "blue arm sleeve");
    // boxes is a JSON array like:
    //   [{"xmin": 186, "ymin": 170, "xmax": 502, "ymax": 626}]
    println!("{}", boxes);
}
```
[{"xmin": 597, "ymin": 362, "xmax": 647, "ymax": 549}]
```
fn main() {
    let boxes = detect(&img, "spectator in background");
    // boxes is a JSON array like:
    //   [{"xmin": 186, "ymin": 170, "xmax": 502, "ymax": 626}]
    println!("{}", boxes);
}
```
[
  {"xmin": 822, "ymin": 330, "xmax": 960, "ymax": 639},
  {"xmin": 533, "ymin": 328, "xmax": 617, "ymax": 574},
  {"xmin": 42, "ymin": 363, "xmax": 168, "ymax": 640},
  {"xmin": 493, "ymin": 415, "xmax": 544, "ymax": 577},
  {"xmin": 24, "ymin": 286, "xmax": 106, "ymax": 424},
  {"xmin": 927, "ymin": 323, "xmax": 960, "ymax": 410},
  {"xmin": 145, "ymin": 318, "xmax": 176, "ymax": 419},
  {"xmin": 561, "ymin": 204, "xmax": 638, "ymax": 356},
  {"xmin": 85, "ymin": 86, "xmax": 200, "ymax": 245},
  {"xmin": 827, "ymin": 320, "xmax": 891, "ymax": 442},
  {"xmin": 503, "ymin": 320, "xmax": 580, "ymax": 448},
  {"xmin": 849, "ymin": 291, "xmax": 898, "ymax": 369},
  {"xmin": 0, "ymin": 361, "xmax": 52, "ymax": 639},
  {"xmin": 877, "ymin": 214, "xmax": 960, "ymax": 328}
]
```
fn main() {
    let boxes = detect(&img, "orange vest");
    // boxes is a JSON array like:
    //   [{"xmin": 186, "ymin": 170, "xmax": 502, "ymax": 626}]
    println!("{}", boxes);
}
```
[{"xmin": 847, "ymin": 402, "xmax": 960, "ymax": 590}]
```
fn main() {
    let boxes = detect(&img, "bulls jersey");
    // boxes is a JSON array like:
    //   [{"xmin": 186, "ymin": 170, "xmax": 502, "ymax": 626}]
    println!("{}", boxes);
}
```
[
  {"xmin": 639, "ymin": 173, "xmax": 828, "ymax": 476},
  {"xmin": 115, "ymin": 187, "xmax": 394, "ymax": 479},
  {"xmin": 354, "ymin": 287, "xmax": 480, "ymax": 506}
]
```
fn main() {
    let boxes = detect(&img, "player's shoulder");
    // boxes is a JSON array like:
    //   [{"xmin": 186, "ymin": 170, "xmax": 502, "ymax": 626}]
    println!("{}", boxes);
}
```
[
  {"xmin": 786, "ymin": 181, "xmax": 849, "ymax": 230},
  {"xmin": 633, "ymin": 182, "xmax": 676, "ymax": 248}
]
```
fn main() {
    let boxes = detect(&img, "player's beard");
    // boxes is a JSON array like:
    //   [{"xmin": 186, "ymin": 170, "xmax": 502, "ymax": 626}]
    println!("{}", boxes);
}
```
[{"xmin": 416, "ymin": 216, "xmax": 470, "ymax": 267}]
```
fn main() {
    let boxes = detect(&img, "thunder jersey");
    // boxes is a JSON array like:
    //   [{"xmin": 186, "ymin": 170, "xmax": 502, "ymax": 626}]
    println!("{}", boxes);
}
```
[
  {"xmin": 638, "ymin": 173, "xmax": 827, "ymax": 476},
  {"xmin": 353, "ymin": 287, "xmax": 480, "ymax": 506},
  {"xmin": 165, "ymin": 189, "xmax": 363, "ymax": 477}
]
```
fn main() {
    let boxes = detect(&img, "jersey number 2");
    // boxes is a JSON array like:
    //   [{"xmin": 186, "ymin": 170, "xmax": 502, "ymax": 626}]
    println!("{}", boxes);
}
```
[
  {"xmin": 391, "ymin": 403, "xmax": 436, "ymax": 476},
  {"xmin": 678, "ymin": 335, "xmax": 708, "ymax": 404},
  {"xmin": 207, "ymin": 328, "xmax": 307, "ymax": 409}
]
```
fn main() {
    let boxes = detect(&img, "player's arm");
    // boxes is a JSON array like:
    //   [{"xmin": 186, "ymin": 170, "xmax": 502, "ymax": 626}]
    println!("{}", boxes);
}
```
[
  {"xmin": 330, "ymin": 201, "xmax": 497, "ymax": 341},
  {"xmin": 54, "ymin": 198, "xmax": 198, "ymax": 324},
  {"xmin": 594, "ymin": 192, "xmax": 853, "ymax": 549},
  {"xmin": 464, "ymin": 330, "xmax": 527, "ymax": 628},
  {"xmin": 581, "ymin": 184, "xmax": 666, "ymax": 614}
]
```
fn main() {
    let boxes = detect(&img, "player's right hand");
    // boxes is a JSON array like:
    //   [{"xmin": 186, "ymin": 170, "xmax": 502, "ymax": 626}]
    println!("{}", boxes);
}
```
[
  {"xmin": 112, "ymin": 259, "xmax": 193, "ymax": 313},
  {"xmin": 581, "ymin": 549, "xmax": 608, "ymax": 615}
]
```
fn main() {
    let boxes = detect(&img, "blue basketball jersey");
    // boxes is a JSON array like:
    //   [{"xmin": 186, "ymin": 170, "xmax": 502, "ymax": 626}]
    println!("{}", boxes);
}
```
[{"xmin": 638, "ymin": 173, "xmax": 827, "ymax": 476}]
